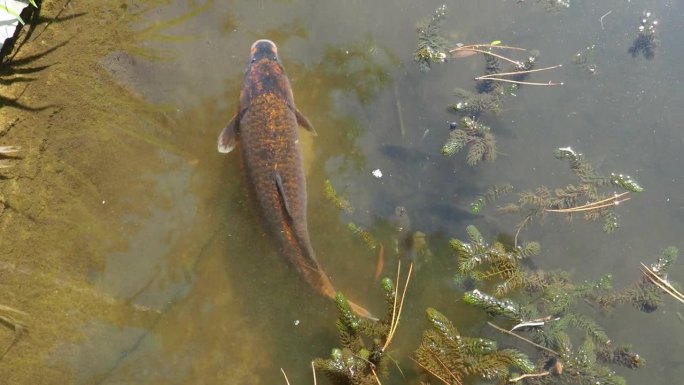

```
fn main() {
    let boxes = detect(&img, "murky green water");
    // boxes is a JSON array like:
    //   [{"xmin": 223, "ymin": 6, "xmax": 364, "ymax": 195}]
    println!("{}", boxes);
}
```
[{"xmin": 2, "ymin": 0, "xmax": 684, "ymax": 383}]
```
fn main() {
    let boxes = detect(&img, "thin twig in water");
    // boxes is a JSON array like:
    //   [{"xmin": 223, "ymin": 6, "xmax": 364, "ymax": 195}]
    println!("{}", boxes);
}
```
[
  {"xmin": 509, "ymin": 371, "xmax": 551, "ymax": 382},
  {"xmin": 311, "ymin": 361, "xmax": 317, "ymax": 385},
  {"xmin": 487, "ymin": 322, "xmax": 559, "ymax": 356},
  {"xmin": 280, "ymin": 368, "xmax": 291, "ymax": 385},
  {"xmin": 600, "ymin": 10, "xmax": 613, "ymax": 30},
  {"xmin": 545, "ymin": 192, "xmax": 630, "ymax": 213},
  {"xmin": 450, "ymin": 43, "xmax": 527, "ymax": 52},
  {"xmin": 411, "ymin": 357, "xmax": 462, "ymax": 385},
  {"xmin": 476, "ymin": 64, "xmax": 563, "ymax": 79},
  {"xmin": 474, "ymin": 77, "xmax": 563, "ymax": 86},
  {"xmin": 382, "ymin": 262, "xmax": 413, "ymax": 352},
  {"xmin": 514, "ymin": 215, "xmax": 532, "ymax": 248},
  {"xmin": 393, "ymin": 83, "xmax": 406, "ymax": 139},
  {"xmin": 641, "ymin": 263, "xmax": 684, "ymax": 303},
  {"xmin": 510, "ymin": 316, "xmax": 557, "ymax": 331},
  {"xmin": 452, "ymin": 47, "xmax": 522, "ymax": 66},
  {"xmin": 370, "ymin": 366, "xmax": 383, "ymax": 385}
]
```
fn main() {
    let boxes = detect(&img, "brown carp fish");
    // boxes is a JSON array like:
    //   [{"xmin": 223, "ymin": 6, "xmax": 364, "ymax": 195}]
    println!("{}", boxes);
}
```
[{"xmin": 218, "ymin": 40, "xmax": 373, "ymax": 319}]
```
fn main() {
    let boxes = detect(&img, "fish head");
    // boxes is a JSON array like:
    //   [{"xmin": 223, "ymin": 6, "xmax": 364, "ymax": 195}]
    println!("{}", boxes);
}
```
[
  {"xmin": 250, "ymin": 39, "xmax": 279, "ymax": 63},
  {"xmin": 242, "ymin": 39, "xmax": 292, "ymax": 104}
]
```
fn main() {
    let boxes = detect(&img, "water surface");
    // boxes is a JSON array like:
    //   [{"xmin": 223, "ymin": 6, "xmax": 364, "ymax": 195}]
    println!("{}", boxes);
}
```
[{"xmin": 1, "ymin": 0, "xmax": 684, "ymax": 384}]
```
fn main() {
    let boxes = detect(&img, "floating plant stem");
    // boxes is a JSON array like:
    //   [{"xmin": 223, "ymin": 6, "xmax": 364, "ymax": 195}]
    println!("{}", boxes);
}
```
[
  {"xmin": 640, "ymin": 263, "xmax": 684, "ymax": 304},
  {"xmin": 280, "ymin": 368, "xmax": 291, "ymax": 385},
  {"xmin": 508, "ymin": 371, "xmax": 551, "ymax": 382},
  {"xmin": 474, "ymin": 63, "xmax": 564, "ymax": 86},
  {"xmin": 472, "ymin": 77, "xmax": 563, "ymax": 87},
  {"xmin": 544, "ymin": 192, "xmax": 630, "ymax": 213},
  {"xmin": 451, "ymin": 43, "xmax": 527, "ymax": 52},
  {"xmin": 486, "ymin": 321, "xmax": 559, "ymax": 356},
  {"xmin": 411, "ymin": 357, "xmax": 460, "ymax": 385},
  {"xmin": 451, "ymin": 47, "xmax": 523, "ymax": 66},
  {"xmin": 476, "ymin": 64, "xmax": 563, "ymax": 79},
  {"xmin": 383, "ymin": 261, "xmax": 413, "ymax": 352}
]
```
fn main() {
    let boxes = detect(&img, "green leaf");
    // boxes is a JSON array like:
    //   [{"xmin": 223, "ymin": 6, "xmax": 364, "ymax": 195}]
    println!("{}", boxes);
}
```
[{"xmin": 0, "ymin": 5, "xmax": 26, "ymax": 25}]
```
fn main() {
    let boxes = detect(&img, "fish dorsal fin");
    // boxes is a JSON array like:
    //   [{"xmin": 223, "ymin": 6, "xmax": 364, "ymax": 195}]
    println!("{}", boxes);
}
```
[
  {"xmin": 274, "ymin": 173, "xmax": 294, "ymax": 220},
  {"xmin": 217, "ymin": 108, "xmax": 247, "ymax": 153},
  {"xmin": 289, "ymin": 104, "xmax": 317, "ymax": 136}
]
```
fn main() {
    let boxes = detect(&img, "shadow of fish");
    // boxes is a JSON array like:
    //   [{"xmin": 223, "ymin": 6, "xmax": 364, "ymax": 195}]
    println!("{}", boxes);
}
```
[{"xmin": 218, "ymin": 40, "xmax": 373, "ymax": 319}]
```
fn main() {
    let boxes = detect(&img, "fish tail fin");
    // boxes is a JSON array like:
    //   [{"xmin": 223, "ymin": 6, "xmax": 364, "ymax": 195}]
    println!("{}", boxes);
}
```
[
  {"xmin": 318, "ymin": 278, "xmax": 377, "ymax": 321},
  {"xmin": 347, "ymin": 299, "xmax": 378, "ymax": 321}
]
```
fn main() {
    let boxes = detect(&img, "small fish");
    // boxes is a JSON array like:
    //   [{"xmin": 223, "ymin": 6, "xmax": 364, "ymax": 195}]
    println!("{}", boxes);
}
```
[{"xmin": 218, "ymin": 40, "xmax": 373, "ymax": 319}]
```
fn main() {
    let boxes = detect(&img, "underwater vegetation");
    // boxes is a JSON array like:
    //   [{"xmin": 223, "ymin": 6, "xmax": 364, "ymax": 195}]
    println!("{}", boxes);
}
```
[
  {"xmin": 290, "ymin": 3, "xmax": 676, "ymax": 385},
  {"xmin": 415, "ymin": 5, "xmax": 561, "ymax": 168},
  {"xmin": 314, "ymin": 265, "xmax": 412, "ymax": 385},
  {"xmin": 598, "ymin": 246, "xmax": 680, "ymax": 313},
  {"xmin": 470, "ymin": 147, "xmax": 645, "ymax": 243},
  {"xmin": 527, "ymin": 0, "xmax": 571, "ymax": 12},
  {"xmin": 415, "ymin": 306, "xmax": 535, "ymax": 384},
  {"xmin": 628, "ymin": 11, "xmax": 658, "ymax": 60},
  {"xmin": 426, "ymin": 224, "xmax": 674, "ymax": 385},
  {"xmin": 441, "ymin": 117, "xmax": 497, "ymax": 166},
  {"xmin": 325, "ymin": 179, "xmax": 355, "ymax": 214},
  {"xmin": 413, "ymin": 5, "xmax": 450, "ymax": 74},
  {"xmin": 572, "ymin": 44, "xmax": 598, "ymax": 75}
]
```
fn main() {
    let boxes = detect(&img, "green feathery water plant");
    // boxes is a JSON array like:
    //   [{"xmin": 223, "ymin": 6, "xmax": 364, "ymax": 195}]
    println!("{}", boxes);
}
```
[
  {"xmin": 324, "ymin": 179, "xmax": 355, "ymax": 214},
  {"xmin": 485, "ymin": 147, "xmax": 645, "ymax": 244},
  {"xmin": 443, "ymin": 225, "xmax": 648, "ymax": 385},
  {"xmin": 414, "ymin": 4, "xmax": 450, "ymax": 73},
  {"xmin": 470, "ymin": 184, "xmax": 513, "ymax": 214},
  {"xmin": 597, "ymin": 247, "xmax": 680, "ymax": 313},
  {"xmin": 441, "ymin": 117, "xmax": 497, "ymax": 166},
  {"xmin": 313, "ymin": 263, "xmax": 413, "ymax": 385},
  {"xmin": 415, "ymin": 307, "xmax": 535, "ymax": 385}
]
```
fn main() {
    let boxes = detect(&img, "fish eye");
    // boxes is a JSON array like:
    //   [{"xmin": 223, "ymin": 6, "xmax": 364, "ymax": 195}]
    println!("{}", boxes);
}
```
[
  {"xmin": 251, "ymin": 57, "xmax": 256, "ymax": 63},
  {"xmin": 272, "ymin": 55, "xmax": 278, "ymax": 61}
]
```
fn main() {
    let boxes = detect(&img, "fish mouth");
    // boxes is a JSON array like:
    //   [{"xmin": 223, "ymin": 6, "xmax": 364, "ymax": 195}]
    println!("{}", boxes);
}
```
[{"xmin": 250, "ymin": 39, "xmax": 278, "ymax": 62}]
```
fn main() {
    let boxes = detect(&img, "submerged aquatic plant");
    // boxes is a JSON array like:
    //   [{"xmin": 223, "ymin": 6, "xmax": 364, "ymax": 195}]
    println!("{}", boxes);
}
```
[
  {"xmin": 324, "ymin": 179, "xmax": 355, "ymax": 214},
  {"xmin": 347, "ymin": 222, "xmax": 380, "ymax": 251},
  {"xmin": 598, "ymin": 247, "xmax": 680, "ymax": 313},
  {"xmin": 314, "ymin": 264, "xmax": 412, "ymax": 385},
  {"xmin": 415, "ymin": 307, "xmax": 535, "ymax": 384},
  {"xmin": 441, "ymin": 117, "xmax": 497, "ymax": 166},
  {"xmin": 414, "ymin": 4, "xmax": 450, "ymax": 73},
  {"xmin": 442, "ymin": 225, "xmax": 647, "ymax": 385},
  {"xmin": 518, "ymin": 0, "xmax": 570, "ymax": 12},
  {"xmin": 490, "ymin": 147, "xmax": 644, "ymax": 243},
  {"xmin": 628, "ymin": 11, "xmax": 658, "ymax": 60},
  {"xmin": 572, "ymin": 44, "xmax": 598, "ymax": 75},
  {"xmin": 470, "ymin": 184, "xmax": 514, "ymax": 214},
  {"xmin": 450, "ymin": 88, "xmax": 503, "ymax": 117}
]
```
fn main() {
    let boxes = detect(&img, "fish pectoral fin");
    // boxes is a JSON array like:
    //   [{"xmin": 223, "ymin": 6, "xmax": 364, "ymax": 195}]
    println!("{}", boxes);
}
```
[
  {"xmin": 291, "ymin": 105, "xmax": 317, "ymax": 136},
  {"xmin": 217, "ymin": 113, "xmax": 240, "ymax": 153},
  {"xmin": 274, "ymin": 173, "xmax": 294, "ymax": 220}
]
